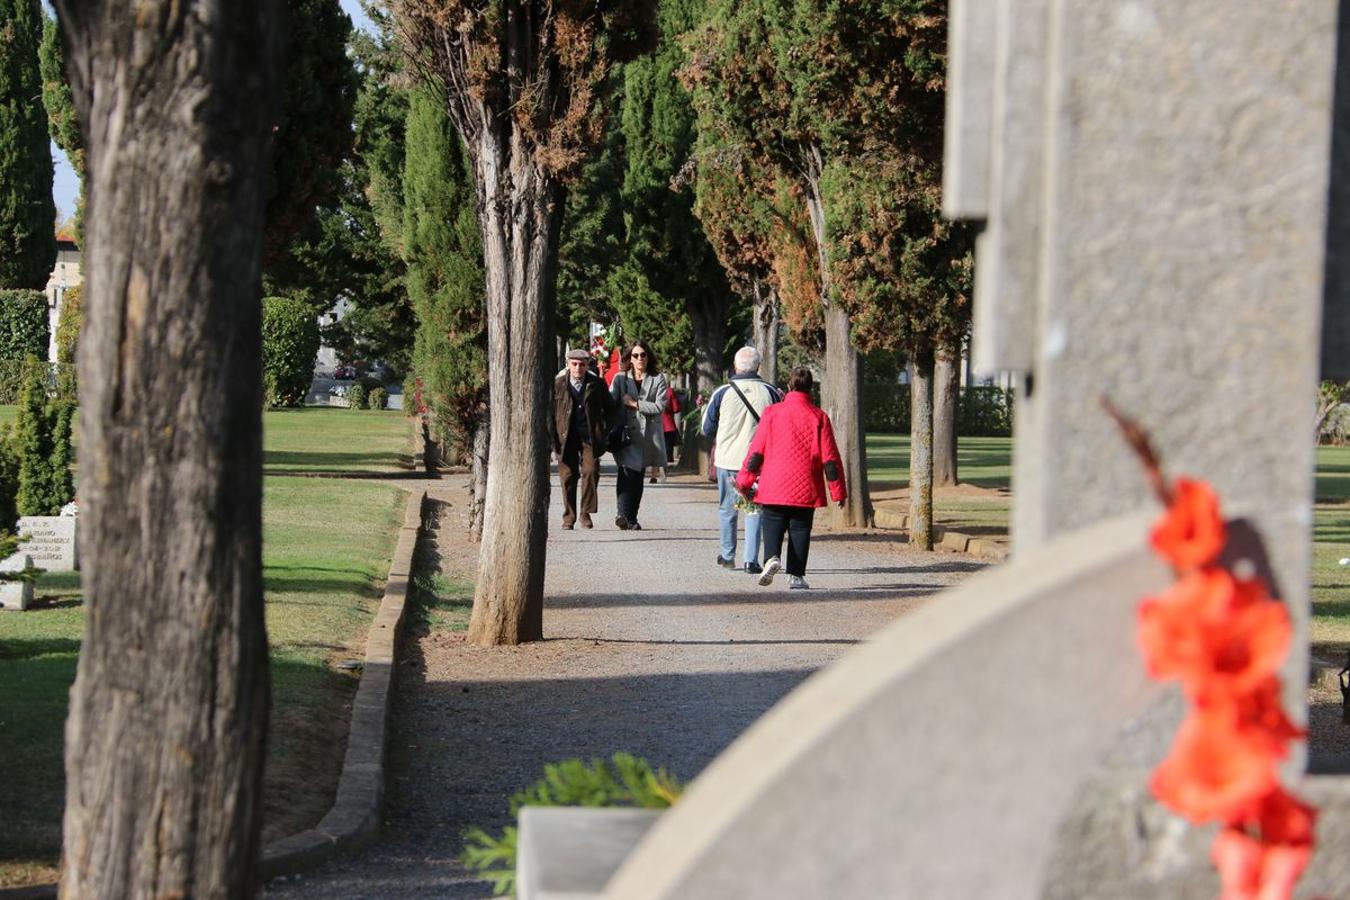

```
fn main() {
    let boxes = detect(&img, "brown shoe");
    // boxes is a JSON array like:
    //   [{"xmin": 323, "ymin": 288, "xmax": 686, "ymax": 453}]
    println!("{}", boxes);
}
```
[
  {"xmin": 562, "ymin": 518, "xmax": 575, "ymax": 530},
  {"xmin": 579, "ymin": 514, "xmax": 593, "ymax": 529}
]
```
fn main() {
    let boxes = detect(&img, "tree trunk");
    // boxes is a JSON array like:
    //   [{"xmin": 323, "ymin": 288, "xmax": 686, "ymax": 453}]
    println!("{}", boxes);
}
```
[
  {"xmin": 751, "ymin": 279, "xmax": 779, "ymax": 386},
  {"xmin": 464, "ymin": 122, "xmax": 561, "ymax": 646},
  {"xmin": 55, "ymin": 2, "xmax": 279, "ymax": 896},
  {"xmin": 468, "ymin": 399, "xmax": 489, "ymax": 542},
  {"xmin": 909, "ymin": 353, "xmax": 935, "ymax": 551},
  {"xmin": 802, "ymin": 150, "xmax": 872, "ymax": 529},
  {"xmin": 933, "ymin": 343, "xmax": 960, "ymax": 486},
  {"xmin": 689, "ymin": 295, "xmax": 727, "ymax": 400}
]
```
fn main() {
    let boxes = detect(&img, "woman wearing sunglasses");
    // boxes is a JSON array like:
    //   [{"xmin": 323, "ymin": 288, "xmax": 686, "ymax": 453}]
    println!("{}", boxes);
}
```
[{"xmin": 609, "ymin": 341, "xmax": 669, "ymax": 530}]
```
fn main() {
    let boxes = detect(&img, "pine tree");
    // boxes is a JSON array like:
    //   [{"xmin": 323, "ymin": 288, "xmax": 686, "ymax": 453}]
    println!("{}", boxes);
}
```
[{"xmin": 0, "ymin": 0, "xmax": 56, "ymax": 289}]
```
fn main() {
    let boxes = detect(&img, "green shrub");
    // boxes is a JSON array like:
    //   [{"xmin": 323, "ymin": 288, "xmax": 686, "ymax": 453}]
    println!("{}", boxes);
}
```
[
  {"xmin": 0, "ymin": 290, "xmax": 50, "ymax": 361},
  {"xmin": 54, "ymin": 284, "xmax": 80, "ymax": 365},
  {"xmin": 53, "ymin": 285, "xmax": 81, "ymax": 400},
  {"xmin": 367, "ymin": 387, "xmax": 387, "ymax": 410},
  {"xmin": 863, "ymin": 381, "xmax": 1014, "ymax": 437},
  {"xmin": 461, "ymin": 753, "xmax": 682, "ymax": 896},
  {"xmin": 262, "ymin": 296, "xmax": 320, "ymax": 408},
  {"xmin": 345, "ymin": 382, "xmax": 367, "ymax": 410},
  {"xmin": 13, "ymin": 358, "xmax": 74, "ymax": 516}
]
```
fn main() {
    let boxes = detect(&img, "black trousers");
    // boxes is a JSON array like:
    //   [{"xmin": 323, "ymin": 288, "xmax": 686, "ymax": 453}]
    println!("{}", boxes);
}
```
[
  {"xmin": 760, "ymin": 504, "xmax": 815, "ymax": 576},
  {"xmin": 615, "ymin": 465, "xmax": 646, "ymax": 523}
]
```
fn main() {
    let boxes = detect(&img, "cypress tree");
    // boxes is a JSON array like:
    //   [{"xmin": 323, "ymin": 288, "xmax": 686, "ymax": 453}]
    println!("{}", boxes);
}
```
[
  {"xmin": 39, "ymin": 14, "xmax": 83, "ymax": 238},
  {"xmin": 0, "ymin": 0, "xmax": 56, "ymax": 289},
  {"xmin": 402, "ymin": 85, "xmax": 488, "ymax": 533}
]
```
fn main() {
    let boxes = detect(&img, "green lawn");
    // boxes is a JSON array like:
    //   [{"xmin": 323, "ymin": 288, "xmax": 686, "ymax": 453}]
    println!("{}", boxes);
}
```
[{"xmin": 0, "ymin": 407, "xmax": 412, "ymax": 883}]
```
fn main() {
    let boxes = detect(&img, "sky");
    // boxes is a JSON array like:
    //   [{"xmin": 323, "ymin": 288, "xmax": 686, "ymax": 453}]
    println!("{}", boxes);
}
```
[{"xmin": 50, "ymin": 0, "xmax": 376, "ymax": 222}]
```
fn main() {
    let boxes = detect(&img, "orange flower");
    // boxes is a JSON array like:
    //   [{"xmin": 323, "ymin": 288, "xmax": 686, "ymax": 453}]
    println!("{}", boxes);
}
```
[
  {"xmin": 1212, "ymin": 791, "xmax": 1315, "ymax": 900},
  {"xmin": 1151, "ymin": 477, "xmax": 1226, "ymax": 571},
  {"xmin": 1150, "ymin": 710, "xmax": 1278, "ymax": 823},
  {"xmin": 1138, "ymin": 570, "xmax": 1289, "ymax": 696}
]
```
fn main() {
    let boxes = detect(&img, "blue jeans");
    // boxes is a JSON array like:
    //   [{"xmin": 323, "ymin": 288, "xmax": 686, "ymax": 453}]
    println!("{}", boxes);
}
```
[{"xmin": 717, "ymin": 467, "xmax": 762, "ymax": 565}]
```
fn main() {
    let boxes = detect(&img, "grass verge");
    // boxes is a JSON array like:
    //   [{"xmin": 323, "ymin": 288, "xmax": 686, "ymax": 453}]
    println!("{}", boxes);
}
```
[{"xmin": 0, "ymin": 408, "xmax": 411, "ymax": 885}]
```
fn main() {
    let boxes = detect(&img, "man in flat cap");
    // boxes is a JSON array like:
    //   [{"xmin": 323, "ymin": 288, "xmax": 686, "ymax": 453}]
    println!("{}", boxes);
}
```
[{"xmin": 552, "ymin": 348, "xmax": 614, "ymax": 529}]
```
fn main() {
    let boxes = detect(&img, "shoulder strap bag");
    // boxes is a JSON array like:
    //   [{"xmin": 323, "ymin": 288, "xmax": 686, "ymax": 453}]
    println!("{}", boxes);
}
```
[{"xmin": 728, "ymin": 379, "xmax": 761, "ymax": 424}]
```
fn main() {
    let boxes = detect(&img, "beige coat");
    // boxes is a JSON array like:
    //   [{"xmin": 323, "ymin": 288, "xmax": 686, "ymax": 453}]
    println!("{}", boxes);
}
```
[{"xmin": 609, "ymin": 371, "xmax": 669, "ymax": 469}]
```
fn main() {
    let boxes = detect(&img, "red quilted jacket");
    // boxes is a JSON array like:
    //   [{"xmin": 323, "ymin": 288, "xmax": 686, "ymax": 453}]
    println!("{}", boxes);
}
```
[{"xmin": 736, "ymin": 391, "xmax": 847, "ymax": 508}]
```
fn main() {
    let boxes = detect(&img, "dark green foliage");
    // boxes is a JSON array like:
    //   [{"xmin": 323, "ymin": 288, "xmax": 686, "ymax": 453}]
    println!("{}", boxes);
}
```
[
  {"xmin": 265, "ymin": 15, "xmax": 414, "ymax": 374},
  {"xmin": 39, "ymin": 14, "xmax": 83, "ymax": 240},
  {"xmin": 0, "ymin": 0, "xmax": 56, "ymax": 289},
  {"xmin": 345, "ymin": 382, "xmax": 367, "ymax": 411},
  {"xmin": 461, "ymin": 753, "xmax": 683, "ymax": 896},
  {"xmin": 262, "ymin": 296, "xmax": 321, "ymax": 408},
  {"xmin": 402, "ymin": 86, "xmax": 486, "ymax": 455},
  {"xmin": 13, "ymin": 358, "xmax": 73, "ymax": 516},
  {"xmin": 557, "ymin": 115, "xmax": 625, "ymax": 346},
  {"xmin": 367, "ymin": 387, "xmax": 386, "ymax": 410},
  {"xmin": 863, "ymin": 381, "xmax": 1013, "ymax": 437},
  {"xmin": 0, "ymin": 421, "xmax": 19, "ymax": 529},
  {"xmin": 261, "ymin": 0, "xmax": 360, "ymax": 266},
  {"xmin": 0, "ymin": 289, "xmax": 51, "ymax": 360},
  {"xmin": 609, "ymin": 0, "xmax": 731, "ymax": 379}
]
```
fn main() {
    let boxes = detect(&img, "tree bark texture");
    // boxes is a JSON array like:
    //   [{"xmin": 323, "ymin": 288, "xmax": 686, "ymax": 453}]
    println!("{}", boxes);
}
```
[
  {"xmin": 468, "ymin": 401, "xmax": 489, "ymax": 542},
  {"xmin": 751, "ymin": 279, "xmax": 779, "ymax": 386},
  {"xmin": 909, "ymin": 355, "xmax": 936, "ymax": 551},
  {"xmin": 690, "ymin": 295, "xmax": 727, "ymax": 400},
  {"xmin": 803, "ymin": 154, "xmax": 872, "ymax": 529},
  {"xmin": 53, "ymin": 2, "xmax": 280, "ymax": 896},
  {"xmin": 933, "ymin": 344, "xmax": 960, "ymax": 486},
  {"xmin": 464, "ymin": 124, "xmax": 561, "ymax": 646}
]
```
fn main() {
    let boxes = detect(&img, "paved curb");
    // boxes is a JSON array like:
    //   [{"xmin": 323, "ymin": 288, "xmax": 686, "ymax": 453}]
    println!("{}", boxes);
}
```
[
  {"xmin": 0, "ymin": 488, "xmax": 427, "ymax": 899},
  {"xmin": 873, "ymin": 506, "xmax": 1010, "ymax": 562},
  {"xmin": 259, "ymin": 486, "xmax": 426, "ymax": 880}
]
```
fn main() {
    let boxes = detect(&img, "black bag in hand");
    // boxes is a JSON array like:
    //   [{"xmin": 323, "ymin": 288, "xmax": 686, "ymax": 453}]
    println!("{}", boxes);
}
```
[{"xmin": 608, "ymin": 419, "xmax": 632, "ymax": 452}]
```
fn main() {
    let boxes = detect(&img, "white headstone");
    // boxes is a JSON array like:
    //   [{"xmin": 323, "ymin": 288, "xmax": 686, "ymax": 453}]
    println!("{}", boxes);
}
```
[
  {"xmin": 17, "ymin": 516, "xmax": 79, "ymax": 571},
  {"xmin": 0, "ymin": 553, "xmax": 34, "ymax": 611}
]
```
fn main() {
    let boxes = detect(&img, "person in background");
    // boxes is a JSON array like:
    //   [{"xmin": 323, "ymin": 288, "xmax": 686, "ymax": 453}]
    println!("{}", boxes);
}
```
[
  {"xmin": 736, "ymin": 366, "xmax": 846, "ymax": 589},
  {"xmin": 702, "ymin": 346, "xmax": 782, "ymax": 574},
  {"xmin": 651, "ymin": 384, "xmax": 681, "ymax": 483},
  {"xmin": 595, "ymin": 347, "xmax": 619, "ymax": 386},
  {"xmin": 551, "ymin": 348, "xmax": 612, "ymax": 530},
  {"xmin": 609, "ymin": 341, "xmax": 668, "ymax": 530}
]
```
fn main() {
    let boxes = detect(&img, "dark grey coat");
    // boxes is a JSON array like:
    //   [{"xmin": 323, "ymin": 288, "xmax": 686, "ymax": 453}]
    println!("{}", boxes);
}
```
[{"xmin": 609, "ymin": 371, "xmax": 669, "ymax": 469}]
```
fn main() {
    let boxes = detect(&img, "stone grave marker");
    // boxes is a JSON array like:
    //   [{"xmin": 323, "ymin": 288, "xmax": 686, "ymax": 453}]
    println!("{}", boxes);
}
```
[
  {"xmin": 18, "ymin": 515, "xmax": 79, "ymax": 572},
  {"xmin": 0, "ymin": 553, "xmax": 34, "ymax": 611}
]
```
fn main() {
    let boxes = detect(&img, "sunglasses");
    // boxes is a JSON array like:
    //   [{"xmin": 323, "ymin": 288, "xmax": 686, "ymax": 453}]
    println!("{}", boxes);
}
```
[{"xmin": 630, "ymin": 352, "xmax": 647, "ymax": 359}]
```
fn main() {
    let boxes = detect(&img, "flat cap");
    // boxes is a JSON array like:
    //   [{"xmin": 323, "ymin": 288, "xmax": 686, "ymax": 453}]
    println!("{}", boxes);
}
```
[{"xmin": 566, "ymin": 348, "xmax": 590, "ymax": 361}]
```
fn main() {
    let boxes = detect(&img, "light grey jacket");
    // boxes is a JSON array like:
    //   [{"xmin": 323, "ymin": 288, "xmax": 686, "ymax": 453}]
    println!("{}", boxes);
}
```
[{"xmin": 610, "ymin": 371, "xmax": 669, "ymax": 470}]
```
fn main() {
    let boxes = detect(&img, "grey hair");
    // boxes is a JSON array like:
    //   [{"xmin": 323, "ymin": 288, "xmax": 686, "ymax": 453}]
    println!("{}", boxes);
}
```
[{"xmin": 733, "ymin": 346, "xmax": 761, "ymax": 374}]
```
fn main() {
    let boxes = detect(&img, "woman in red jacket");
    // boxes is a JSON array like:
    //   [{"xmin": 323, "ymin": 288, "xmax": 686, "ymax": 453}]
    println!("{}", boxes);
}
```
[{"xmin": 736, "ymin": 367, "xmax": 847, "ymax": 589}]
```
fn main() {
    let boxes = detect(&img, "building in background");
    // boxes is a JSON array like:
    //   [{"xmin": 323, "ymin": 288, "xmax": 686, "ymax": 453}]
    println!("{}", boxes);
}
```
[{"xmin": 45, "ymin": 231, "xmax": 82, "ymax": 362}]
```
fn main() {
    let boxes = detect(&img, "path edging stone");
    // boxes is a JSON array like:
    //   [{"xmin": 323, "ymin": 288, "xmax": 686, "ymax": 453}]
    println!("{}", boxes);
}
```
[
  {"xmin": 0, "ymin": 487, "xmax": 429, "ymax": 900},
  {"xmin": 873, "ymin": 506, "xmax": 1010, "ymax": 562},
  {"xmin": 260, "ymin": 486, "xmax": 426, "ymax": 881}
]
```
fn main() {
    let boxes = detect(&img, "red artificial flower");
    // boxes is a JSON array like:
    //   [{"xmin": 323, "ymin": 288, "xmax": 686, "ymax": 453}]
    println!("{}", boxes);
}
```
[
  {"xmin": 1151, "ymin": 477, "xmax": 1226, "ymax": 571},
  {"xmin": 1138, "ymin": 570, "xmax": 1289, "ymax": 697},
  {"xmin": 1212, "ymin": 790, "xmax": 1316, "ymax": 900},
  {"xmin": 1150, "ymin": 709, "xmax": 1278, "ymax": 823},
  {"xmin": 1196, "ymin": 678, "xmax": 1304, "ymax": 760}
]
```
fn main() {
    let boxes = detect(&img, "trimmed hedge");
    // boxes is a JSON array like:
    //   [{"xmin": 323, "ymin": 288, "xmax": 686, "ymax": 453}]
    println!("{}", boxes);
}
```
[
  {"xmin": 863, "ymin": 381, "xmax": 1014, "ymax": 437},
  {"xmin": 262, "ymin": 296, "xmax": 320, "ymax": 408},
  {"xmin": 0, "ymin": 289, "xmax": 51, "ymax": 361}
]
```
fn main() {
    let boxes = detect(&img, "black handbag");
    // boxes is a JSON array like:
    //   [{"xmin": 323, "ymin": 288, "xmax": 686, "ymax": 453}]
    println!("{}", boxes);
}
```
[{"xmin": 608, "ymin": 420, "xmax": 632, "ymax": 451}]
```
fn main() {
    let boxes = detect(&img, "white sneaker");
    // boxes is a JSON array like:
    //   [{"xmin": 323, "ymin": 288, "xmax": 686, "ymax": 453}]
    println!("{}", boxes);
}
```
[
  {"xmin": 788, "ymin": 575, "xmax": 810, "ymax": 590},
  {"xmin": 758, "ymin": 557, "xmax": 781, "ymax": 586}
]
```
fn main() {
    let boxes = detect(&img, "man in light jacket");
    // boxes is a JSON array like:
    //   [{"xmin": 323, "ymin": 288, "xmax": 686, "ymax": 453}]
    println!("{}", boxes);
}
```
[{"xmin": 702, "ymin": 346, "xmax": 782, "ymax": 573}]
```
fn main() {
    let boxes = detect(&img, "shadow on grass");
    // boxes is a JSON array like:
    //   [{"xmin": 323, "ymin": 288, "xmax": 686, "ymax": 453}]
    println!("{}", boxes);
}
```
[
  {"xmin": 264, "ymin": 571, "xmax": 382, "ymax": 597},
  {"xmin": 406, "ymin": 499, "xmax": 473, "ymax": 635},
  {"xmin": 0, "ymin": 651, "xmax": 363, "ymax": 874},
  {"xmin": 0, "ymin": 637, "xmax": 80, "ymax": 660}
]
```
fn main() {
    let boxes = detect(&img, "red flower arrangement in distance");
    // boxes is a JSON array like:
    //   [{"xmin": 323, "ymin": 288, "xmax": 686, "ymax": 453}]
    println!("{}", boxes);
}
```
[{"xmin": 1104, "ymin": 398, "xmax": 1315, "ymax": 900}]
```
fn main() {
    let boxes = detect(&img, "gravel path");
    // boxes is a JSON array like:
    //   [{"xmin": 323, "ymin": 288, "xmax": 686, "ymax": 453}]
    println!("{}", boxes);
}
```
[{"xmin": 265, "ymin": 469, "xmax": 983, "ymax": 899}]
